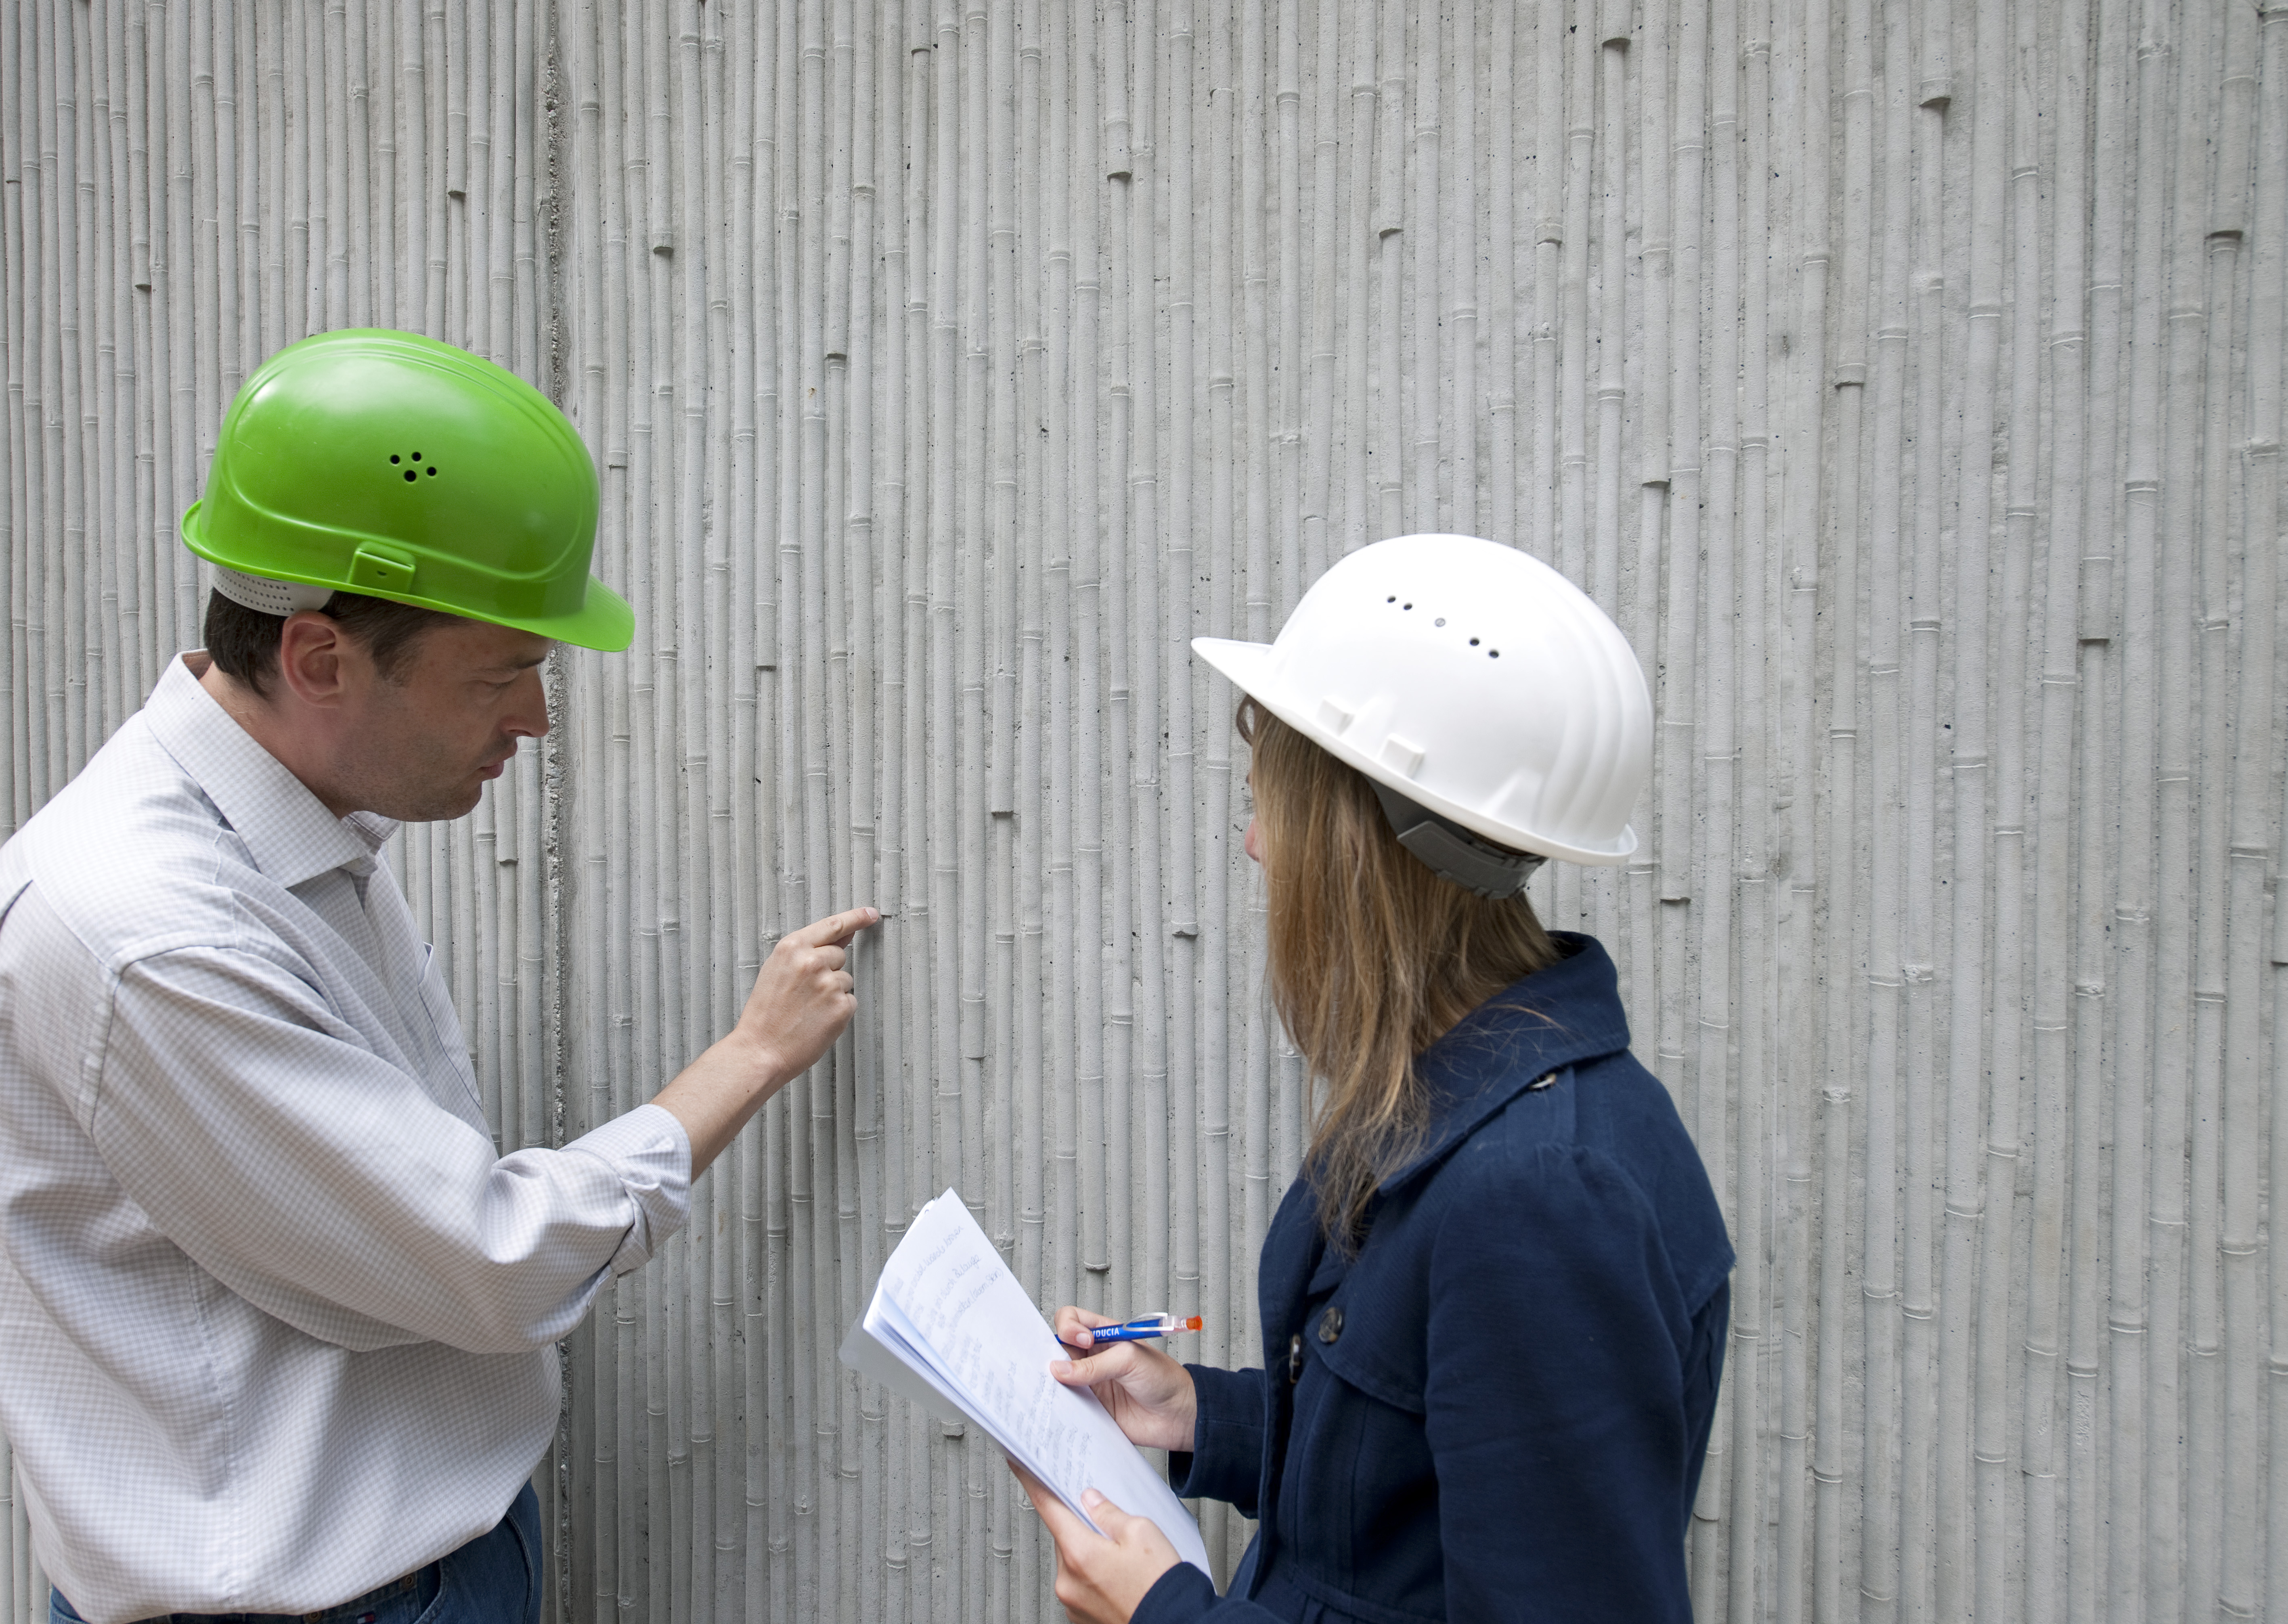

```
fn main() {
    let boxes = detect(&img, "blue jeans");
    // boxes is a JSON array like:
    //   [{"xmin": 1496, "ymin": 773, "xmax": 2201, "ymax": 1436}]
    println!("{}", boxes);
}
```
[{"xmin": 51, "ymin": 1482, "xmax": 541, "ymax": 1624}]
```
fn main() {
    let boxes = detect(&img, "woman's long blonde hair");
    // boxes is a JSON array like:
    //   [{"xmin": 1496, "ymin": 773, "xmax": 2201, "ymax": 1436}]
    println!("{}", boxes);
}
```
[{"xmin": 1242, "ymin": 698, "xmax": 1561, "ymax": 1250}]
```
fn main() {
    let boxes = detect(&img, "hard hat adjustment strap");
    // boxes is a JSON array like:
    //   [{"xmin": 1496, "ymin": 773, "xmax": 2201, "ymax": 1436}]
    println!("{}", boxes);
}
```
[
  {"xmin": 1369, "ymin": 781, "xmax": 1546, "ymax": 900},
  {"xmin": 210, "ymin": 565, "xmax": 335, "ymax": 617}
]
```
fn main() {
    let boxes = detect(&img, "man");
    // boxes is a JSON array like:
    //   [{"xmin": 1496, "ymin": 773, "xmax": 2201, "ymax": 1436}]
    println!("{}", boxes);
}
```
[{"xmin": 0, "ymin": 329, "xmax": 875, "ymax": 1624}]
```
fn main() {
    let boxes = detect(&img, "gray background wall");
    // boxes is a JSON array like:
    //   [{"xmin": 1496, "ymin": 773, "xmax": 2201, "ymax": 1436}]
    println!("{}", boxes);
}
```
[{"xmin": 4, "ymin": 0, "xmax": 2287, "ymax": 1619}]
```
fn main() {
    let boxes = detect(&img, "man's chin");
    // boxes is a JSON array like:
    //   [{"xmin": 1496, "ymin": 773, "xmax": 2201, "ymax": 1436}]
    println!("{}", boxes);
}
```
[{"xmin": 373, "ymin": 782, "xmax": 488, "ymax": 824}]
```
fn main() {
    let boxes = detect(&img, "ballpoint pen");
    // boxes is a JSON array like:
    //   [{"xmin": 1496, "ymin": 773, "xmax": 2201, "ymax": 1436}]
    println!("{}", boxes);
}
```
[{"xmin": 1070, "ymin": 1312, "xmax": 1204, "ymax": 1347}]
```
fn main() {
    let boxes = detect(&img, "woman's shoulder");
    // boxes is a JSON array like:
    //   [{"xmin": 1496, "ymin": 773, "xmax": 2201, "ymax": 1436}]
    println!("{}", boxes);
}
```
[{"xmin": 1425, "ymin": 1051, "xmax": 1734, "ymax": 1310}]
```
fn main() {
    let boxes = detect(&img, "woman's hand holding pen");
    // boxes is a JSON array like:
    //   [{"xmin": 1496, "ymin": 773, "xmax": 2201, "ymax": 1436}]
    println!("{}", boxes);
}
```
[{"xmin": 1050, "ymin": 1307, "xmax": 1198, "ymax": 1453}]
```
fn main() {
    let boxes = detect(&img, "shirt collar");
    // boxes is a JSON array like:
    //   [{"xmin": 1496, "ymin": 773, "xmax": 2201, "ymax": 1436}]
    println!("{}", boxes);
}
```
[
  {"xmin": 1378, "ymin": 932, "xmax": 1634, "ymax": 1193},
  {"xmin": 142, "ymin": 653, "xmax": 402, "ymax": 888}
]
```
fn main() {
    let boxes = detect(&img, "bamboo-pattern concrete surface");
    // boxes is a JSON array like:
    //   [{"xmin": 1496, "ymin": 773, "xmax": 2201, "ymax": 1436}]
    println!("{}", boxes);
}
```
[{"xmin": 4, "ymin": 0, "xmax": 2287, "ymax": 1619}]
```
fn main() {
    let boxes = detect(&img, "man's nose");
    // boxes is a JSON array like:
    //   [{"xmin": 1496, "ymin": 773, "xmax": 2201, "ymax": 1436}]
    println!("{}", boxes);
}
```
[{"xmin": 509, "ymin": 668, "xmax": 552, "ymax": 738}]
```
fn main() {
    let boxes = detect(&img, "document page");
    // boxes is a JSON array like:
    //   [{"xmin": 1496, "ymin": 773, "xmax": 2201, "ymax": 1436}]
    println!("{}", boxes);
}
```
[{"xmin": 844, "ymin": 1189, "xmax": 1213, "ymax": 1574}]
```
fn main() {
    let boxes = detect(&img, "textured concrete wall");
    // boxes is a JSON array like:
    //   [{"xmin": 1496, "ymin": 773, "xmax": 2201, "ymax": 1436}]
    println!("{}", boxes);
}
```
[{"xmin": 5, "ymin": 0, "xmax": 2287, "ymax": 1620}]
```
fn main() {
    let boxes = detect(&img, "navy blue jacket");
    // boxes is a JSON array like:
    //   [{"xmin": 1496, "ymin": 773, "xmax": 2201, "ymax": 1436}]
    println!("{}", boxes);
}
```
[{"xmin": 1135, "ymin": 934, "xmax": 1733, "ymax": 1624}]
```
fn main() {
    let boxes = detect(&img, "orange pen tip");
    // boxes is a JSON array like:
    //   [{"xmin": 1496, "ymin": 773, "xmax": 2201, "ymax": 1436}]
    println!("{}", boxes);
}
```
[{"xmin": 1178, "ymin": 1316, "xmax": 1203, "ymax": 1332}]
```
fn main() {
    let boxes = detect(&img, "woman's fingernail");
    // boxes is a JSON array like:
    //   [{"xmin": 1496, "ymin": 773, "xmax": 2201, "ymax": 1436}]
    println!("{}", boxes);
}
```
[{"xmin": 1081, "ymin": 1489, "xmax": 1106, "ymax": 1510}]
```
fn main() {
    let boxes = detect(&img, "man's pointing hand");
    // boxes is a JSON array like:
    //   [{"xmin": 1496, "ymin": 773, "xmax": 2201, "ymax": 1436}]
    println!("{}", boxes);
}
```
[{"xmin": 652, "ymin": 905, "xmax": 881, "ymax": 1174}]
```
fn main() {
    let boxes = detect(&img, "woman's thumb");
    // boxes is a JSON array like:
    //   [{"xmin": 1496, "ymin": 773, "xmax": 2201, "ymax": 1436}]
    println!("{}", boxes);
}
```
[{"xmin": 1080, "ymin": 1487, "xmax": 1135, "ymax": 1538}]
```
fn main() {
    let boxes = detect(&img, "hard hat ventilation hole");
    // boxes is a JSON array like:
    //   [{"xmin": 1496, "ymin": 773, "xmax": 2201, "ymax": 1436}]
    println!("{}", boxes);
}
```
[
  {"xmin": 1488, "ymin": 649, "xmax": 1501, "ymax": 658},
  {"xmin": 1402, "ymin": 602, "xmax": 1413, "ymax": 610},
  {"xmin": 427, "ymin": 466, "xmax": 438, "ymax": 476},
  {"xmin": 1434, "ymin": 617, "xmax": 1446, "ymax": 626},
  {"xmin": 389, "ymin": 454, "xmax": 401, "ymax": 464},
  {"xmin": 411, "ymin": 452, "xmax": 422, "ymax": 461},
  {"xmin": 404, "ymin": 470, "xmax": 417, "ymax": 481}
]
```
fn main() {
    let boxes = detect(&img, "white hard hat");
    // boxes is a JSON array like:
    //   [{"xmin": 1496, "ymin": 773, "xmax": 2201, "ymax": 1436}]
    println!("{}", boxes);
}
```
[{"xmin": 1193, "ymin": 534, "xmax": 1652, "ymax": 874}]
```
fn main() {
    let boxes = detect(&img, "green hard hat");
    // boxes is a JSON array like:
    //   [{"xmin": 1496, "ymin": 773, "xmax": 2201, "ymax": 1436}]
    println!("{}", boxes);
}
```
[{"xmin": 181, "ymin": 329, "xmax": 633, "ymax": 652}]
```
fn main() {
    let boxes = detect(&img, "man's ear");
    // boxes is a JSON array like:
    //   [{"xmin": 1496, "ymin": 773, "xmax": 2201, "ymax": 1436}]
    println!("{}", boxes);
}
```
[{"xmin": 274, "ymin": 611, "xmax": 353, "ymax": 709}]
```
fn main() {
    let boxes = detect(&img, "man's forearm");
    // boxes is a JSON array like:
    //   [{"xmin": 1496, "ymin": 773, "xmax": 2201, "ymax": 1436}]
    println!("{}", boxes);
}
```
[{"xmin": 650, "ymin": 1030, "xmax": 796, "ymax": 1176}]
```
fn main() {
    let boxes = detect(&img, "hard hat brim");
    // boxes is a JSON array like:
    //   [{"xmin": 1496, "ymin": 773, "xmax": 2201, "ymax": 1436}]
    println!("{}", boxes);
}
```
[
  {"xmin": 1190, "ymin": 634, "xmax": 1638, "ymax": 867},
  {"xmin": 511, "ymin": 576, "xmax": 636, "ymax": 652},
  {"xmin": 184, "ymin": 498, "xmax": 636, "ymax": 652}
]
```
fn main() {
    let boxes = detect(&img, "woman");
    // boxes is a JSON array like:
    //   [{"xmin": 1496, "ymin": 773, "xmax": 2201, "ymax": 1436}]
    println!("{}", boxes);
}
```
[{"xmin": 1014, "ymin": 534, "xmax": 1733, "ymax": 1622}]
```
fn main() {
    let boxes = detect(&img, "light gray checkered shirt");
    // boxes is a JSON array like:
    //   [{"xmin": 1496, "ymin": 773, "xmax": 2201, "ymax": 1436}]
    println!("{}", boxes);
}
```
[{"xmin": 0, "ymin": 654, "xmax": 689, "ymax": 1624}]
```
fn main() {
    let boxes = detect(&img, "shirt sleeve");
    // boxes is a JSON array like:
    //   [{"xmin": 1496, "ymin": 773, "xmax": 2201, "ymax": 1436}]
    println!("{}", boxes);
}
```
[
  {"xmin": 86, "ymin": 942, "xmax": 690, "ymax": 1355},
  {"xmin": 1420, "ymin": 1141, "xmax": 1723, "ymax": 1622}
]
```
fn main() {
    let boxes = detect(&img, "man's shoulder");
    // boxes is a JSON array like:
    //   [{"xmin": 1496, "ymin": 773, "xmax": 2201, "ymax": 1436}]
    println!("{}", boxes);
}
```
[{"xmin": 1, "ymin": 715, "xmax": 259, "ymax": 971}]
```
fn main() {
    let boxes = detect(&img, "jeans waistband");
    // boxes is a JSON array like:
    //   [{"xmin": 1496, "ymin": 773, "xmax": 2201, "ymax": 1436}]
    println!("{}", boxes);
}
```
[{"xmin": 298, "ymin": 1564, "xmax": 436, "ymax": 1624}]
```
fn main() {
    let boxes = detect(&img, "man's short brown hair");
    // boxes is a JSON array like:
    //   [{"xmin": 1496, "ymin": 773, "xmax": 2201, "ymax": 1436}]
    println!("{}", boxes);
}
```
[{"xmin": 203, "ymin": 589, "xmax": 464, "ymax": 698}]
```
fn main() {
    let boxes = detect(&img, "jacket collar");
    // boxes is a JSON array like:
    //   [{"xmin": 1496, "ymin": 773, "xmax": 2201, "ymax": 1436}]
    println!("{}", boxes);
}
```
[
  {"xmin": 1377, "ymin": 932, "xmax": 1632, "ymax": 1193},
  {"xmin": 142, "ymin": 653, "xmax": 400, "ymax": 890}
]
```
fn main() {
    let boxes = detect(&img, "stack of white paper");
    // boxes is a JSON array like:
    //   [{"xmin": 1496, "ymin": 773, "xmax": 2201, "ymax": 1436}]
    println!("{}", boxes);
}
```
[{"xmin": 839, "ymin": 1188, "xmax": 1213, "ymax": 1575}]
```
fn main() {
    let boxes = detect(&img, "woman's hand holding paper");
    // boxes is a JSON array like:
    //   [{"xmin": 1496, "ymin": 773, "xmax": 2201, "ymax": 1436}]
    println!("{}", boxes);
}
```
[
  {"xmin": 1008, "ymin": 1461, "xmax": 1180, "ymax": 1624},
  {"xmin": 1050, "ymin": 1306, "xmax": 1198, "ymax": 1453}
]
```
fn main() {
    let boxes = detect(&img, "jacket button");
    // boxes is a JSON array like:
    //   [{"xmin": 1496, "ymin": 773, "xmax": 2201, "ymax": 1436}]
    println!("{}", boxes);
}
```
[
  {"xmin": 1288, "ymin": 1332, "xmax": 1304, "ymax": 1384},
  {"xmin": 1318, "ymin": 1305, "xmax": 1344, "ymax": 1344}
]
